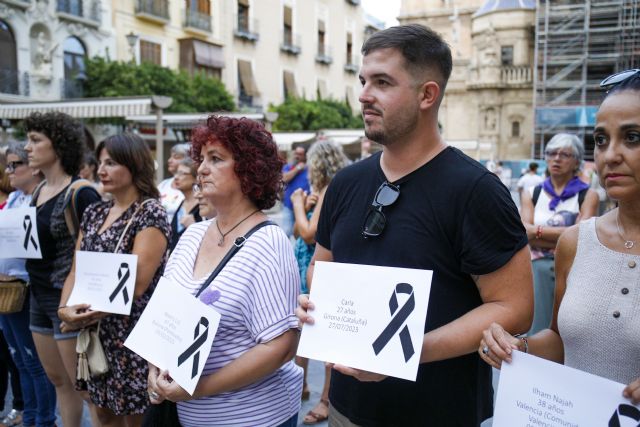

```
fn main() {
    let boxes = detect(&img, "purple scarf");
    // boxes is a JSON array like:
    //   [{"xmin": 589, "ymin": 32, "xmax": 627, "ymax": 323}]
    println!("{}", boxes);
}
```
[{"xmin": 542, "ymin": 176, "xmax": 589, "ymax": 211}]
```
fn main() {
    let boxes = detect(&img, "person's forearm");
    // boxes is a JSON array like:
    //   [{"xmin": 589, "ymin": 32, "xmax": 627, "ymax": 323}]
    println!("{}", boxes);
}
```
[
  {"xmin": 282, "ymin": 167, "xmax": 299, "ymax": 184},
  {"xmin": 420, "ymin": 300, "xmax": 531, "ymax": 364},
  {"xmin": 193, "ymin": 330, "xmax": 297, "ymax": 398},
  {"xmin": 524, "ymin": 329, "xmax": 564, "ymax": 363},
  {"xmin": 292, "ymin": 202, "xmax": 314, "ymax": 242}
]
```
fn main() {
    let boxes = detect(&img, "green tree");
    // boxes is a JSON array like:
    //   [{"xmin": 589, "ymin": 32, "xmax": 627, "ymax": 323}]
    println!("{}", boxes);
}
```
[
  {"xmin": 84, "ymin": 57, "xmax": 235, "ymax": 113},
  {"xmin": 270, "ymin": 97, "xmax": 363, "ymax": 131}
]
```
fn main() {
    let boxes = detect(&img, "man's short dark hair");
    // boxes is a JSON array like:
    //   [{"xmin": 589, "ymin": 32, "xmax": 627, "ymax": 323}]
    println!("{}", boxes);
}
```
[
  {"xmin": 362, "ymin": 24, "xmax": 453, "ymax": 89},
  {"xmin": 529, "ymin": 162, "xmax": 538, "ymax": 171}
]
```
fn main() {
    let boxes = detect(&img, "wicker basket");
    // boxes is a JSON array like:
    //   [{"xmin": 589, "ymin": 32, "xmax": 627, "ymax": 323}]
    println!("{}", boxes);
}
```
[{"xmin": 0, "ymin": 274, "xmax": 28, "ymax": 314}]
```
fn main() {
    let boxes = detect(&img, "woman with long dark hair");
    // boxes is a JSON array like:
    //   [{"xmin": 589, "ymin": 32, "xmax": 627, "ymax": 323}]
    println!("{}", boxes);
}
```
[{"xmin": 58, "ymin": 134, "xmax": 170, "ymax": 426}]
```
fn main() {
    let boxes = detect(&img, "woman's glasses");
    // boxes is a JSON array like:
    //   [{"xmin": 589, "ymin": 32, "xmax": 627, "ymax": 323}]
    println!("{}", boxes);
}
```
[
  {"xmin": 362, "ymin": 182, "xmax": 400, "ymax": 238},
  {"xmin": 5, "ymin": 160, "xmax": 25, "ymax": 172},
  {"xmin": 544, "ymin": 150, "xmax": 574, "ymax": 160},
  {"xmin": 600, "ymin": 69, "xmax": 640, "ymax": 90}
]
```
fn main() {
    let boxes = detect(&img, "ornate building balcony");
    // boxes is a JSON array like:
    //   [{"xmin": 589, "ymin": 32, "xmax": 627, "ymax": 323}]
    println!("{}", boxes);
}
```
[
  {"xmin": 135, "ymin": 0, "xmax": 170, "ymax": 24},
  {"xmin": 0, "ymin": 69, "xmax": 30, "ymax": 97},
  {"xmin": 501, "ymin": 66, "xmax": 532, "ymax": 86},
  {"xmin": 56, "ymin": 0, "xmax": 101, "ymax": 25},
  {"xmin": 184, "ymin": 9, "xmax": 212, "ymax": 33}
]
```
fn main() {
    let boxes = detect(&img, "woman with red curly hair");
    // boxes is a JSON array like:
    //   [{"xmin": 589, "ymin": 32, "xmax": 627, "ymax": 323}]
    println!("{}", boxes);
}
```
[{"xmin": 148, "ymin": 115, "xmax": 303, "ymax": 427}]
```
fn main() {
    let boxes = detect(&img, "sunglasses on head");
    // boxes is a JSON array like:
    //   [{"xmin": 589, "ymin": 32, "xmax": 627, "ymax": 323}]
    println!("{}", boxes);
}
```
[
  {"xmin": 362, "ymin": 181, "xmax": 400, "ymax": 238},
  {"xmin": 599, "ymin": 69, "xmax": 640, "ymax": 90}
]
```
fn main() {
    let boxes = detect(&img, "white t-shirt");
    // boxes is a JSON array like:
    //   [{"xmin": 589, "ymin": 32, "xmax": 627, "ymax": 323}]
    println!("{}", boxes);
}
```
[
  {"xmin": 517, "ymin": 173, "xmax": 544, "ymax": 193},
  {"xmin": 158, "ymin": 177, "xmax": 184, "ymax": 222}
]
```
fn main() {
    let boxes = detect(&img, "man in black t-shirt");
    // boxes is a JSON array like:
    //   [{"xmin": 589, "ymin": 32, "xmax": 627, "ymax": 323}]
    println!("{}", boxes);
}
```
[{"xmin": 297, "ymin": 24, "xmax": 533, "ymax": 426}]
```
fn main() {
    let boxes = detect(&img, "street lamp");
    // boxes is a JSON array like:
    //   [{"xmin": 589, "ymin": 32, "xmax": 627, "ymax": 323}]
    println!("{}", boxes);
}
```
[{"xmin": 125, "ymin": 32, "xmax": 139, "ymax": 62}]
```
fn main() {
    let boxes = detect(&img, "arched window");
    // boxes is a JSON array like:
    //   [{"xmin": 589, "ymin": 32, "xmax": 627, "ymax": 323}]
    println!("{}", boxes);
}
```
[
  {"xmin": 63, "ymin": 37, "xmax": 86, "ymax": 98},
  {"xmin": 0, "ymin": 20, "xmax": 18, "ymax": 94}
]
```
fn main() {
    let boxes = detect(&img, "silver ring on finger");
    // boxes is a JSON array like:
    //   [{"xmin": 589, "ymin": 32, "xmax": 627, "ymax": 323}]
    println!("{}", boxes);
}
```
[
  {"xmin": 482, "ymin": 345, "xmax": 489, "ymax": 355},
  {"xmin": 149, "ymin": 391, "xmax": 160, "ymax": 400}
]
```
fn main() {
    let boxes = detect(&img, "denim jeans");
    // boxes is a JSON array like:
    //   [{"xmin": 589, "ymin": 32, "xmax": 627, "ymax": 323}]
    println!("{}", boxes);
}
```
[
  {"xmin": 0, "ymin": 295, "xmax": 57, "ymax": 427},
  {"xmin": 276, "ymin": 413, "xmax": 298, "ymax": 427}
]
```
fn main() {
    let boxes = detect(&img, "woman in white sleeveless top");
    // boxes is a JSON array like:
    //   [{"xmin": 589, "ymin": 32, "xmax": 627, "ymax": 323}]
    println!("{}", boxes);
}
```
[
  {"xmin": 520, "ymin": 133, "xmax": 599, "ymax": 334},
  {"xmin": 478, "ymin": 69, "xmax": 640, "ymax": 404}
]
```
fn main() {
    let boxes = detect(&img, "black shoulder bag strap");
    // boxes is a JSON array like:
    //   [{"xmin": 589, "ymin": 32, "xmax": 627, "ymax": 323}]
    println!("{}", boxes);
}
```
[
  {"xmin": 194, "ymin": 220, "xmax": 275, "ymax": 298},
  {"xmin": 531, "ymin": 185, "xmax": 542, "ymax": 207}
]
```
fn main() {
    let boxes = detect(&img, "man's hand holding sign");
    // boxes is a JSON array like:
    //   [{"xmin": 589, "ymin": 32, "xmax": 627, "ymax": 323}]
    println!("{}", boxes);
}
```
[{"xmin": 296, "ymin": 261, "xmax": 432, "ymax": 381}]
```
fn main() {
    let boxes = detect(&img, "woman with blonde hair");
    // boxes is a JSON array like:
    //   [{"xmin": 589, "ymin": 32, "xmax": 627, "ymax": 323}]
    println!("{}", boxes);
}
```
[{"xmin": 290, "ymin": 139, "xmax": 349, "ymax": 425}]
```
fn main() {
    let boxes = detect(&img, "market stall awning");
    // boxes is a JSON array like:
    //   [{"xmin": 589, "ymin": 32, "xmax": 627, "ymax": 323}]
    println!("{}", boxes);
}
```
[{"xmin": 0, "ymin": 97, "xmax": 156, "ymax": 119}]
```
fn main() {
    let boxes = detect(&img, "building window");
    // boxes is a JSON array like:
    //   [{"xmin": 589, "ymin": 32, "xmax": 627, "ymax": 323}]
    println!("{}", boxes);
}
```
[
  {"xmin": 63, "ymin": 37, "xmax": 86, "ymax": 98},
  {"xmin": 238, "ymin": 59, "xmax": 260, "ymax": 108},
  {"xmin": 283, "ymin": 6, "xmax": 292, "ymax": 46},
  {"xmin": 57, "ymin": 0, "xmax": 83, "ymax": 16},
  {"xmin": 283, "ymin": 70, "xmax": 297, "ymax": 99},
  {"xmin": 317, "ymin": 20, "xmax": 326, "ymax": 55},
  {"xmin": 140, "ymin": 40, "xmax": 162, "ymax": 65},
  {"xmin": 185, "ymin": 0, "xmax": 211, "ymax": 32},
  {"xmin": 511, "ymin": 121, "xmax": 521, "ymax": 137},
  {"xmin": 501, "ymin": 46, "xmax": 514, "ymax": 66},
  {"xmin": 179, "ymin": 38, "xmax": 223, "ymax": 79},
  {"xmin": 237, "ymin": 0, "xmax": 249, "ymax": 33},
  {"xmin": 0, "ymin": 19, "xmax": 19, "ymax": 95},
  {"xmin": 346, "ymin": 32, "xmax": 353, "ymax": 64}
]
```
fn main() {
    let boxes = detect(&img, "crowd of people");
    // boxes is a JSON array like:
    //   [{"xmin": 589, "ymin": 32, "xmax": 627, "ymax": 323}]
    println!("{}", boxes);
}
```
[{"xmin": 0, "ymin": 23, "xmax": 638, "ymax": 427}]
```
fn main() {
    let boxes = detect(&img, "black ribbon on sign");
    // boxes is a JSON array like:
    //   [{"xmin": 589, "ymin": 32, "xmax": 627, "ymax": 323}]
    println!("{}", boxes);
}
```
[
  {"xmin": 372, "ymin": 282, "xmax": 415, "ymax": 362},
  {"xmin": 109, "ymin": 262, "xmax": 130, "ymax": 305},
  {"xmin": 608, "ymin": 403, "xmax": 640, "ymax": 427},
  {"xmin": 177, "ymin": 317, "xmax": 209, "ymax": 379},
  {"xmin": 22, "ymin": 215, "xmax": 38, "ymax": 251}
]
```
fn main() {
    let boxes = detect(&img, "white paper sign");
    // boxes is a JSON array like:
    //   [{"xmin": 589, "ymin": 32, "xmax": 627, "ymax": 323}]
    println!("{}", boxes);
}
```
[
  {"xmin": 124, "ymin": 276, "xmax": 221, "ymax": 395},
  {"xmin": 296, "ymin": 261, "xmax": 432, "ymax": 381},
  {"xmin": 494, "ymin": 351, "xmax": 640, "ymax": 427},
  {"xmin": 0, "ymin": 207, "xmax": 42, "ymax": 259},
  {"xmin": 67, "ymin": 251, "xmax": 139, "ymax": 315}
]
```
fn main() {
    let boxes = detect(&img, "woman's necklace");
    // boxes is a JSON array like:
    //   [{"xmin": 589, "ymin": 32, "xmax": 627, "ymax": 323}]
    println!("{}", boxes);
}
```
[
  {"xmin": 215, "ymin": 209, "xmax": 260, "ymax": 246},
  {"xmin": 615, "ymin": 209, "xmax": 636, "ymax": 249}
]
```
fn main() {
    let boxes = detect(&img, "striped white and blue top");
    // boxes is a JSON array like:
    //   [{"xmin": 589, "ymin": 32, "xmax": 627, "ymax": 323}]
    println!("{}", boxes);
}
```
[{"xmin": 164, "ymin": 220, "xmax": 303, "ymax": 427}]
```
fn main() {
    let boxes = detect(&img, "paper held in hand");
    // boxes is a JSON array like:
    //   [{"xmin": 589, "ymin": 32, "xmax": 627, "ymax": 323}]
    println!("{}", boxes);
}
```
[
  {"xmin": 124, "ymin": 276, "xmax": 221, "ymax": 395},
  {"xmin": 493, "ymin": 350, "xmax": 640, "ymax": 427},
  {"xmin": 66, "ymin": 251, "xmax": 139, "ymax": 315},
  {"xmin": 296, "ymin": 261, "xmax": 432, "ymax": 381},
  {"xmin": 0, "ymin": 207, "xmax": 42, "ymax": 259}
]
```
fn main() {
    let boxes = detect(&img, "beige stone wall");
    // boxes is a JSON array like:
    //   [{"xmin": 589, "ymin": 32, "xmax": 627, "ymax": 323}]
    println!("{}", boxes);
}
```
[
  {"xmin": 399, "ymin": 1, "xmax": 535, "ymax": 160},
  {"xmin": 112, "ymin": 0, "xmax": 365, "ymax": 111}
]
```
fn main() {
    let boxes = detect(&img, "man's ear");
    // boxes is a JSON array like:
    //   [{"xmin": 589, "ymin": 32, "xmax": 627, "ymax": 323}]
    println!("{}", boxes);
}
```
[{"xmin": 418, "ymin": 81, "xmax": 441, "ymax": 111}]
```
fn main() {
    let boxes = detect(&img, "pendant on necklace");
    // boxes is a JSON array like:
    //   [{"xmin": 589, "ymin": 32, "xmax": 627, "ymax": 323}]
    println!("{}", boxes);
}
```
[
  {"xmin": 218, "ymin": 236, "xmax": 225, "ymax": 246},
  {"xmin": 624, "ymin": 240, "xmax": 635, "ymax": 249}
]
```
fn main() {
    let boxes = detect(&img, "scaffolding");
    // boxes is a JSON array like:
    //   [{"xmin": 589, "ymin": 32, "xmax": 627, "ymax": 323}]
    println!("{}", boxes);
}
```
[{"xmin": 533, "ymin": 0, "xmax": 640, "ymax": 159}]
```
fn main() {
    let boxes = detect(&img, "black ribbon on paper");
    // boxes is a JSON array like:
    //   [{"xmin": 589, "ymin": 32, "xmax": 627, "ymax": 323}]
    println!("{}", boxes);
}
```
[
  {"xmin": 109, "ymin": 262, "xmax": 130, "ymax": 305},
  {"xmin": 608, "ymin": 403, "xmax": 640, "ymax": 427},
  {"xmin": 372, "ymin": 282, "xmax": 415, "ymax": 362},
  {"xmin": 22, "ymin": 215, "xmax": 38, "ymax": 251},
  {"xmin": 177, "ymin": 317, "xmax": 209, "ymax": 378}
]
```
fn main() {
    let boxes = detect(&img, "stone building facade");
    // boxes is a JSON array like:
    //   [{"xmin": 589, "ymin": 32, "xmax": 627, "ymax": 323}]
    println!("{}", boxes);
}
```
[
  {"xmin": 399, "ymin": 0, "xmax": 535, "ymax": 160},
  {"xmin": 0, "ymin": 0, "xmax": 113, "ymax": 102}
]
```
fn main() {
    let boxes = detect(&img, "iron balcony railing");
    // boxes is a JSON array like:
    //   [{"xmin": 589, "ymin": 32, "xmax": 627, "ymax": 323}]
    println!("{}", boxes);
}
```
[
  {"xmin": 0, "ymin": 69, "xmax": 30, "ymax": 97},
  {"xmin": 185, "ymin": 9, "xmax": 212, "ymax": 32},
  {"xmin": 135, "ymin": 0, "xmax": 169, "ymax": 21}
]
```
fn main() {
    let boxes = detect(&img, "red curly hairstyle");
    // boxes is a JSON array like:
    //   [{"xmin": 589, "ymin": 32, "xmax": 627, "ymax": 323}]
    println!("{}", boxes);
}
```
[{"xmin": 191, "ymin": 115, "xmax": 284, "ymax": 210}]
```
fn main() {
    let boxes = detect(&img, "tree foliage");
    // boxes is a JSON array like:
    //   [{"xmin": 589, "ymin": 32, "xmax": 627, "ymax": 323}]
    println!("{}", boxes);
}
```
[
  {"xmin": 270, "ymin": 97, "xmax": 363, "ymax": 131},
  {"xmin": 84, "ymin": 57, "xmax": 235, "ymax": 113}
]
